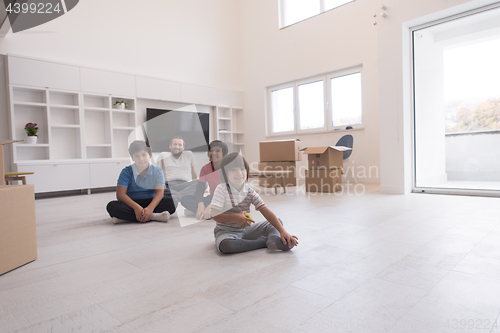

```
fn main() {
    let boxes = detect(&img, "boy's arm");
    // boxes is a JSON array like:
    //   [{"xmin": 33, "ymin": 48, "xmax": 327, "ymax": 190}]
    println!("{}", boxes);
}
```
[
  {"xmin": 116, "ymin": 186, "xmax": 144, "ymax": 222},
  {"xmin": 142, "ymin": 186, "xmax": 165, "ymax": 222},
  {"xmin": 212, "ymin": 208, "xmax": 253, "ymax": 228},
  {"xmin": 259, "ymin": 206, "xmax": 299, "ymax": 247}
]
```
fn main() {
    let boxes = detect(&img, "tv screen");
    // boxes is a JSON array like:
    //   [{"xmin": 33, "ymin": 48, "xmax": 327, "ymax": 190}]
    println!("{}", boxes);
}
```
[{"xmin": 145, "ymin": 108, "xmax": 210, "ymax": 153}]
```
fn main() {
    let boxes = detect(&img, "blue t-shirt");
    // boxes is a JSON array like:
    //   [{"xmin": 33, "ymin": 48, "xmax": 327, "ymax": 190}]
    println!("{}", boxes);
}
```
[{"xmin": 117, "ymin": 164, "xmax": 165, "ymax": 200}]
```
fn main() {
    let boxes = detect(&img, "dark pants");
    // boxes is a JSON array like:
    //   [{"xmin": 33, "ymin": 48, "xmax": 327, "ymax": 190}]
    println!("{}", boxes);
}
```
[
  {"xmin": 181, "ymin": 194, "xmax": 213, "ymax": 214},
  {"xmin": 167, "ymin": 180, "xmax": 198, "ymax": 208},
  {"xmin": 106, "ymin": 197, "xmax": 176, "ymax": 222}
]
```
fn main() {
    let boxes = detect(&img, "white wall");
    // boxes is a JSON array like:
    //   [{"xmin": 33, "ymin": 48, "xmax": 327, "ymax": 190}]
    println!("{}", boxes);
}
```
[
  {"xmin": 0, "ymin": 0, "xmax": 242, "ymax": 91},
  {"xmin": 238, "ymin": 0, "xmax": 381, "ymax": 183}
]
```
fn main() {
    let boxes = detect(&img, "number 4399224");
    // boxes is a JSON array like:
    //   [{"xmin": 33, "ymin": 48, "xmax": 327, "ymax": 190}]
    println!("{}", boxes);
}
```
[{"xmin": 6, "ymin": 2, "xmax": 62, "ymax": 14}]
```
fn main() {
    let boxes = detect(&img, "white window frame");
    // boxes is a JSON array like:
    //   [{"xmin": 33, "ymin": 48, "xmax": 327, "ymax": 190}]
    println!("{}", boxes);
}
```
[
  {"xmin": 327, "ymin": 66, "xmax": 363, "ymax": 131},
  {"xmin": 296, "ymin": 75, "xmax": 327, "ymax": 134},
  {"xmin": 266, "ymin": 65, "xmax": 363, "ymax": 137},
  {"xmin": 279, "ymin": 0, "xmax": 355, "ymax": 29},
  {"xmin": 266, "ymin": 82, "xmax": 296, "ymax": 136}
]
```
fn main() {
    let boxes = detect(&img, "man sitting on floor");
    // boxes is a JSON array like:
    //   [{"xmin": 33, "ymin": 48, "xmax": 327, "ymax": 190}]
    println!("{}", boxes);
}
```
[{"xmin": 156, "ymin": 136, "xmax": 198, "ymax": 208}]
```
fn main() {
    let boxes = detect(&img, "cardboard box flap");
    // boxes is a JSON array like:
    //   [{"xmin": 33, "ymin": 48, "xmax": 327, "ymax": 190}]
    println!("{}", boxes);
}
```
[
  {"xmin": 260, "ymin": 139, "xmax": 300, "ymax": 143},
  {"xmin": 300, "ymin": 146, "xmax": 352, "ymax": 154},
  {"xmin": 300, "ymin": 147, "xmax": 329, "ymax": 154}
]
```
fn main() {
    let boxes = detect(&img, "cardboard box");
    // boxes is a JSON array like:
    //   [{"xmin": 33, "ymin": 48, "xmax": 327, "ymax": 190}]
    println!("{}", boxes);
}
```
[
  {"xmin": 258, "ymin": 161, "xmax": 297, "ymax": 187},
  {"xmin": 300, "ymin": 146, "xmax": 351, "ymax": 169},
  {"xmin": 305, "ymin": 168, "xmax": 342, "ymax": 193},
  {"xmin": 0, "ymin": 185, "xmax": 37, "ymax": 275},
  {"xmin": 259, "ymin": 139, "xmax": 302, "ymax": 162}
]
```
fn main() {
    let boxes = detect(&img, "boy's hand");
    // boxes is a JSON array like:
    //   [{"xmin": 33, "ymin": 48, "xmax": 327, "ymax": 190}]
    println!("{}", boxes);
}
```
[
  {"xmin": 280, "ymin": 231, "xmax": 299, "ymax": 248},
  {"xmin": 201, "ymin": 205, "xmax": 212, "ymax": 220},
  {"xmin": 196, "ymin": 202, "xmax": 206, "ymax": 220},
  {"xmin": 235, "ymin": 211, "xmax": 254, "ymax": 228},
  {"xmin": 134, "ymin": 207, "xmax": 145, "ymax": 222},
  {"xmin": 142, "ymin": 206, "xmax": 154, "ymax": 222}
]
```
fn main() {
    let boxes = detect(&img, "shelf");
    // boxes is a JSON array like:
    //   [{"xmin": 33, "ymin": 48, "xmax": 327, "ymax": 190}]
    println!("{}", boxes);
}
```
[
  {"xmin": 50, "ymin": 107, "xmax": 80, "ymax": 126},
  {"xmin": 112, "ymin": 112, "xmax": 135, "ymax": 128},
  {"xmin": 16, "ymin": 146, "xmax": 49, "ymax": 161},
  {"xmin": 84, "ymin": 111, "xmax": 111, "ymax": 145},
  {"xmin": 111, "ymin": 97, "xmax": 135, "ymax": 111},
  {"xmin": 12, "ymin": 104, "xmax": 48, "ymax": 144},
  {"xmin": 86, "ymin": 146, "xmax": 112, "ymax": 159},
  {"xmin": 51, "ymin": 124, "xmax": 80, "ymax": 129},
  {"xmin": 84, "ymin": 107, "xmax": 110, "ymax": 112},
  {"xmin": 112, "ymin": 109, "xmax": 135, "ymax": 114},
  {"xmin": 50, "ymin": 104, "xmax": 80, "ymax": 110},
  {"xmin": 50, "ymin": 127, "xmax": 82, "ymax": 160},
  {"xmin": 9, "ymin": 86, "xmax": 138, "ymax": 166},
  {"xmin": 113, "ymin": 130, "xmax": 132, "ymax": 158},
  {"xmin": 12, "ymin": 87, "xmax": 46, "ymax": 104},
  {"xmin": 83, "ymin": 95, "xmax": 110, "ymax": 109},
  {"xmin": 16, "ymin": 143, "xmax": 50, "ymax": 148},
  {"xmin": 13, "ymin": 102, "xmax": 47, "ymax": 107},
  {"xmin": 86, "ymin": 144, "xmax": 112, "ymax": 148},
  {"xmin": 49, "ymin": 91, "xmax": 79, "ymax": 106},
  {"xmin": 113, "ymin": 126, "xmax": 135, "ymax": 130}
]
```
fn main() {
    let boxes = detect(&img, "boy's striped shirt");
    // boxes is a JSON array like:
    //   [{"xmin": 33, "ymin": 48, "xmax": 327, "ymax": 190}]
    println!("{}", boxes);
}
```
[{"xmin": 211, "ymin": 183, "xmax": 265, "ymax": 228}]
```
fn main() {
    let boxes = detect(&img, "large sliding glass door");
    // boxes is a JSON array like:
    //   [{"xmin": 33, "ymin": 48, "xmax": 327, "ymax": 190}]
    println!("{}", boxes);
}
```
[{"xmin": 413, "ymin": 4, "xmax": 500, "ymax": 195}]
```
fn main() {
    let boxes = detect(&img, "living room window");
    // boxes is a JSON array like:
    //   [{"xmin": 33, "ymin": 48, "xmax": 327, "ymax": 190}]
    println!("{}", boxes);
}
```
[
  {"xmin": 267, "ymin": 67, "xmax": 363, "ymax": 136},
  {"xmin": 279, "ymin": 0, "xmax": 355, "ymax": 28}
]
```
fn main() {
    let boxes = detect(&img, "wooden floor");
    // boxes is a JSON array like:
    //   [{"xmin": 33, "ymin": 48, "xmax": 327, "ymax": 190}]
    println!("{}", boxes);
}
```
[{"xmin": 1, "ymin": 183, "xmax": 500, "ymax": 332}]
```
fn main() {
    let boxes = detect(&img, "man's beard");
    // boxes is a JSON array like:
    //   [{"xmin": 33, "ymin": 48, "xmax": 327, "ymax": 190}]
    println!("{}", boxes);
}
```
[{"xmin": 172, "ymin": 151, "xmax": 182, "ymax": 158}]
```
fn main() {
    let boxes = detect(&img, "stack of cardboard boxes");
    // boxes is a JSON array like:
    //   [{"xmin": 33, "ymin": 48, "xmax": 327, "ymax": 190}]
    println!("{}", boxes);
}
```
[
  {"xmin": 301, "ymin": 146, "xmax": 351, "ymax": 193},
  {"xmin": 258, "ymin": 139, "xmax": 301, "ymax": 188}
]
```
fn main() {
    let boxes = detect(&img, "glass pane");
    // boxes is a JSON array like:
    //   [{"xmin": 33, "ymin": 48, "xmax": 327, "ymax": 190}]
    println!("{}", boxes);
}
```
[
  {"xmin": 413, "ymin": 5, "xmax": 500, "ymax": 192},
  {"xmin": 271, "ymin": 87, "xmax": 294, "ymax": 133},
  {"xmin": 325, "ymin": 0, "xmax": 354, "ymax": 11},
  {"xmin": 298, "ymin": 80, "xmax": 324, "ymax": 130},
  {"xmin": 331, "ymin": 72, "xmax": 362, "ymax": 127},
  {"xmin": 284, "ymin": 0, "xmax": 320, "ymax": 26},
  {"xmin": 444, "ymin": 40, "xmax": 500, "ymax": 133}
]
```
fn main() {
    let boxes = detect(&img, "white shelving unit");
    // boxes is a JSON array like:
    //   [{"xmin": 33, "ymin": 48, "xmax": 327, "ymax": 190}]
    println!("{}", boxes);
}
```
[
  {"xmin": 6, "ymin": 55, "xmax": 244, "ymax": 194},
  {"xmin": 8, "ymin": 85, "xmax": 137, "ymax": 193},
  {"xmin": 215, "ymin": 105, "xmax": 245, "ymax": 154}
]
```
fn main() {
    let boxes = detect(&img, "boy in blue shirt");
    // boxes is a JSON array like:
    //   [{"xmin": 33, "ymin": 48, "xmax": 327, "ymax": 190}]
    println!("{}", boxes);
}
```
[{"xmin": 106, "ymin": 140, "xmax": 175, "ymax": 222}]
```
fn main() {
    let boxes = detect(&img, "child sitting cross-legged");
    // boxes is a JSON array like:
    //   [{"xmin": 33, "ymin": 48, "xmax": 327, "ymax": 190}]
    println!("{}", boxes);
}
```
[
  {"xmin": 106, "ymin": 140, "xmax": 176, "ymax": 222},
  {"xmin": 211, "ymin": 152, "xmax": 299, "ymax": 254}
]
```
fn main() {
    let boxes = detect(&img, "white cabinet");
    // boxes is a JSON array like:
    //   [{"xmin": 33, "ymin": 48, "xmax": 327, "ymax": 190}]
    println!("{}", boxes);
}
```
[
  {"xmin": 215, "ymin": 105, "xmax": 245, "ymax": 154},
  {"xmin": 89, "ymin": 161, "xmax": 130, "ymax": 188},
  {"xmin": 80, "ymin": 68, "xmax": 136, "ymax": 96},
  {"xmin": 180, "ymin": 83, "xmax": 218, "ymax": 106},
  {"xmin": 17, "ymin": 163, "xmax": 90, "ymax": 193},
  {"xmin": 8, "ymin": 56, "xmax": 80, "ymax": 91},
  {"xmin": 136, "ymin": 76, "xmax": 181, "ymax": 102}
]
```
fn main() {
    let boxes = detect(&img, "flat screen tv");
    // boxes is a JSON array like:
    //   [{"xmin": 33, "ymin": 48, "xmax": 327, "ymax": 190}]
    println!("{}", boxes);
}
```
[{"xmin": 145, "ymin": 108, "xmax": 210, "ymax": 153}]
